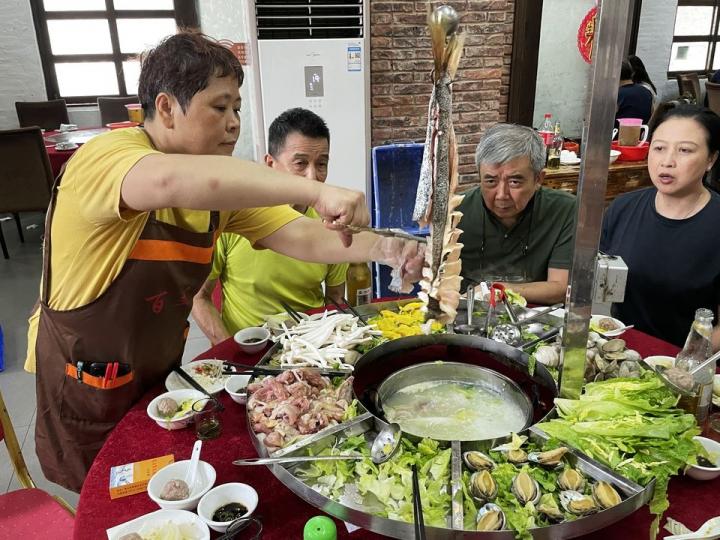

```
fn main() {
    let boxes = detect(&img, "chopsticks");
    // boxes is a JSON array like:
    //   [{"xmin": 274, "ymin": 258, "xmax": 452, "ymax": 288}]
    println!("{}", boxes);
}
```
[
  {"xmin": 411, "ymin": 464, "xmax": 426, "ymax": 539},
  {"xmin": 222, "ymin": 361, "xmax": 351, "ymax": 378},
  {"xmin": 278, "ymin": 300, "xmax": 302, "ymax": 324},
  {"xmin": 324, "ymin": 295, "xmax": 368, "ymax": 326},
  {"xmin": 172, "ymin": 366, "xmax": 224, "ymax": 411}
]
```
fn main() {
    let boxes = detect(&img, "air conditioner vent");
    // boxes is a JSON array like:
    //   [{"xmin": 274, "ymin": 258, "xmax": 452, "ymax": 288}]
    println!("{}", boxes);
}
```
[{"xmin": 255, "ymin": 1, "xmax": 363, "ymax": 40}]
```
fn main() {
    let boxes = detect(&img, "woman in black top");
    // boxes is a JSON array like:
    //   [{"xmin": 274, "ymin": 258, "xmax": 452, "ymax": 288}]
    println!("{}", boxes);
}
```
[{"xmin": 600, "ymin": 105, "xmax": 720, "ymax": 348}]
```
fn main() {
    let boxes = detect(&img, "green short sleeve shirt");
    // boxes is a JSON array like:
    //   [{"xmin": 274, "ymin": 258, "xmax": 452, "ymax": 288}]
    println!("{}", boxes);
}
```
[{"xmin": 457, "ymin": 187, "xmax": 576, "ymax": 284}]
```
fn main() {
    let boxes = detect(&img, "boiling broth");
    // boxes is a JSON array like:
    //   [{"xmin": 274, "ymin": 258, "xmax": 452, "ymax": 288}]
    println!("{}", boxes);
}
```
[{"xmin": 383, "ymin": 380, "xmax": 527, "ymax": 441}]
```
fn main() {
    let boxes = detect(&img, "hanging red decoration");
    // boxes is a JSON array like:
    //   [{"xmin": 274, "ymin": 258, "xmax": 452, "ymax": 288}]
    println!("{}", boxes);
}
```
[{"xmin": 577, "ymin": 6, "xmax": 598, "ymax": 64}]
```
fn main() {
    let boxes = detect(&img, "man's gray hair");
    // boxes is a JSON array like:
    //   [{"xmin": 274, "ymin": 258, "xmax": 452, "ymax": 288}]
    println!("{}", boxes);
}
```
[{"xmin": 475, "ymin": 123, "xmax": 546, "ymax": 175}]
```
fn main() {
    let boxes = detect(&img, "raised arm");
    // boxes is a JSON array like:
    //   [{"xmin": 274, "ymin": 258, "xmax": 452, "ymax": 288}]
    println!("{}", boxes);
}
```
[{"xmin": 120, "ymin": 154, "xmax": 368, "ymax": 236}]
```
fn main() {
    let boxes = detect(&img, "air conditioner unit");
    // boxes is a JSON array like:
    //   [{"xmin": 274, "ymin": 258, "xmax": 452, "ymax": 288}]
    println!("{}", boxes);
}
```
[{"xmin": 244, "ymin": 0, "xmax": 371, "ymax": 197}]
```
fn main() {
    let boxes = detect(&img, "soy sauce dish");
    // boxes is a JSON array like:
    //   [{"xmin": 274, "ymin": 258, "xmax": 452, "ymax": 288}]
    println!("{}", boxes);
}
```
[
  {"xmin": 197, "ymin": 483, "xmax": 259, "ymax": 533},
  {"xmin": 233, "ymin": 327, "xmax": 271, "ymax": 353}
]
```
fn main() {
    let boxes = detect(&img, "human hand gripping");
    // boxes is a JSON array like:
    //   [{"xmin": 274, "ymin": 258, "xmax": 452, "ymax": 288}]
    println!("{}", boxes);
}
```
[
  {"xmin": 369, "ymin": 237, "xmax": 426, "ymax": 293},
  {"xmin": 312, "ymin": 183, "xmax": 370, "ymax": 247}
]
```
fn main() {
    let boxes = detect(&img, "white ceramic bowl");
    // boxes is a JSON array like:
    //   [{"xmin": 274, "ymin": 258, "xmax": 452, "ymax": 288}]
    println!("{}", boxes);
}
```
[
  {"xmin": 197, "ymin": 482, "xmax": 259, "ymax": 533},
  {"xmin": 146, "ymin": 389, "xmax": 207, "ymax": 430},
  {"xmin": 643, "ymin": 355, "xmax": 675, "ymax": 371},
  {"xmin": 106, "ymin": 509, "xmax": 210, "ymax": 540},
  {"xmin": 590, "ymin": 314, "xmax": 626, "ymax": 336},
  {"xmin": 225, "ymin": 374, "xmax": 251, "ymax": 404},
  {"xmin": 147, "ymin": 459, "xmax": 216, "ymax": 511},
  {"xmin": 609, "ymin": 149, "xmax": 621, "ymax": 164},
  {"xmin": 233, "ymin": 327, "xmax": 271, "ymax": 353},
  {"xmin": 686, "ymin": 436, "xmax": 720, "ymax": 481}
]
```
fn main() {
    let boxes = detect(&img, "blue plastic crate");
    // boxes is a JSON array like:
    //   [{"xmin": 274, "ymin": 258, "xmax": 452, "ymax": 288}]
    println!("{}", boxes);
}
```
[{"xmin": 371, "ymin": 143, "xmax": 429, "ymax": 236}]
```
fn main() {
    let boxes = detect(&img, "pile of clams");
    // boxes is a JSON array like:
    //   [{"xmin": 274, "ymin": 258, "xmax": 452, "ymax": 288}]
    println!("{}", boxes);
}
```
[
  {"xmin": 462, "ymin": 437, "xmax": 624, "ymax": 532},
  {"xmin": 533, "ymin": 333, "xmax": 643, "ymax": 382}
]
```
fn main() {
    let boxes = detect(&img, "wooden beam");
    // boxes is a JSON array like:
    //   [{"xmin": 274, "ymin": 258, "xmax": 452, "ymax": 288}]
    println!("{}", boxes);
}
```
[{"xmin": 507, "ymin": 0, "xmax": 543, "ymax": 127}]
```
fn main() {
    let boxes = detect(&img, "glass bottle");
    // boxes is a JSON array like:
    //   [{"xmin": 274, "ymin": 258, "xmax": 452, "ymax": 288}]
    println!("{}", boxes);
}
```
[
  {"xmin": 546, "ymin": 122, "xmax": 562, "ymax": 170},
  {"xmin": 538, "ymin": 113, "xmax": 554, "ymax": 147},
  {"xmin": 676, "ymin": 308, "xmax": 715, "ymax": 426},
  {"xmin": 346, "ymin": 263, "xmax": 372, "ymax": 306}
]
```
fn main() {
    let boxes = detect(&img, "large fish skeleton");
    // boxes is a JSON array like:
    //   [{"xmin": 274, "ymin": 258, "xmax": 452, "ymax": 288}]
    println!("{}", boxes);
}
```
[{"xmin": 413, "ymin": 5, "xmax": 465, "ymax": 325}]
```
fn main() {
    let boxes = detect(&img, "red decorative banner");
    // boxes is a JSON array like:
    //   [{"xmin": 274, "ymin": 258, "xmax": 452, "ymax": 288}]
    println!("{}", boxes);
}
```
[
  {"xmin": 577, "ymin": 6, "xmax": 598, "ymax": 64},
  {"xmin": 218, "ymin": 39, "xmax": 249, "ymax": 65}
]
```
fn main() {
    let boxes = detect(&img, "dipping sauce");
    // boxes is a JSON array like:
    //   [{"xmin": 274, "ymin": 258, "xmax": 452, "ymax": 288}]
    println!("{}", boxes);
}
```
[
  {"xmin": 383, "ymin": 380, "xmax": 528, "ymax": 441},
  {"xmin": 213, "ymin": 502, "xmax": 248, "ymax": 522},
  {"xmin": 242, "ymin": 338, "xmax": 263, "ymax": 344}
]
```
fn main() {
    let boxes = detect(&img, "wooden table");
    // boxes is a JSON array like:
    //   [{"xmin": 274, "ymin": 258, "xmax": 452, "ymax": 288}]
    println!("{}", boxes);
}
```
[{"xmin": 543, "ymin": 160, "xmax": 652, "ymax": 203}]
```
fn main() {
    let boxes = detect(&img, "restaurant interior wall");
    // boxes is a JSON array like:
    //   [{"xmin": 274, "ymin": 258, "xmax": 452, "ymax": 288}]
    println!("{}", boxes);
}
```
[
  {"xmin": 0, "ymin": 0, "xmax": 46, "ymax": 130},
  {"xmin": 198, "ymin": 0, "xmax": 255, "ymax": 160},
  {"xmin": 532, "ymin": 0, "xmax": 594, "ymax": 139},
  {"xmin": 369, "ymin": 0, "xmax": 515, "ymax": 187}
]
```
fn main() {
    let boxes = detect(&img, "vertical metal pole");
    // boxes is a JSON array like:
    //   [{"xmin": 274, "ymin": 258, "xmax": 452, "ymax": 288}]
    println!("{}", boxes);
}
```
[{"xmin": 559, "ymin": 0, "xmax": 632, "ymax": 399}]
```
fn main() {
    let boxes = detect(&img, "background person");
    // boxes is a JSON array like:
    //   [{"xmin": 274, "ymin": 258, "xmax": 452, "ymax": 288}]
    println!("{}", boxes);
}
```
[
  {"xmin": 458, "ymin": 124, "xmax": 576, "ymax": 304},
  {"xmin": 27, "ymin": 31, "xmax": 422, "ymax": 492},
  {"xmin": 616, "ymin": 60, "xmax": 654, "ymax": 125},
  {"xmin": 192, "ymin": 108, "xmax": 348, "ymax": 343},
  {"xmin": 601, "ymin": 104, "xmax": 720, "ymax": 348}
]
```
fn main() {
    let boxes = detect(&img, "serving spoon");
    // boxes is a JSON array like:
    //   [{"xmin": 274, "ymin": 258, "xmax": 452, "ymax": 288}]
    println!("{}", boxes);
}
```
[
  {"xmin": 233, "ymin": 423, "xmax": 403, "ymax": 467},
  {"xmin": 663, "ymin": 516, "xmax": 720, "ymax": 540},
  {"xmin": 184, "ymin": 440, "xmax": 202, "ymax": 496}
]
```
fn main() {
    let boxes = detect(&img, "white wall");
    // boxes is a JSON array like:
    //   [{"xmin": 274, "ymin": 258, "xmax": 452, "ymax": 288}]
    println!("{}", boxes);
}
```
[
  {"xmin": 635, "ymin": 0, "xmax": 680, "ymax": 102},
  {"xmin": 198, "ymin": 1, "xmax": 256, "ymax": 160},
  {"xmin": 0, "ymin": 1, "xmax": 46, "ymax": 129},
  {"xmin": 533, "ymin": 0, "xmax": 595, "ymax": 138}
]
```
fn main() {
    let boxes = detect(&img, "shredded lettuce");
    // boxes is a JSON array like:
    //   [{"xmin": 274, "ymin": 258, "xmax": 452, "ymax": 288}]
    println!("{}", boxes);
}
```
[
  {"xmin": 537, "ymin": 372, "xmax": 701, "ymax": 539},
  {"xmin": 297, "ymin": 436, "xmax": 451, "ymax": 528}
]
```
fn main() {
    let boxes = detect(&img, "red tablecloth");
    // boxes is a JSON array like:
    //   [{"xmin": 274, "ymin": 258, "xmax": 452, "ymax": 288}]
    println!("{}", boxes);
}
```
[
  {"xmin": 74, "ymin": 329, "xmax": 720, "ymax": 539},
  {"xmin": 44, "ymin": 129, "xmax": 109, "ymax": 177}
]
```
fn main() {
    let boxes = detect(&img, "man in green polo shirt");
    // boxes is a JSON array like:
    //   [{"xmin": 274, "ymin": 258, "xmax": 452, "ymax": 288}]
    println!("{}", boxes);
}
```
[
  {"xmin": 191, "ymin": 108, "xmax": 348, "ymax": 343},
  {"xmin": 458, "ymin": 123, "xmax": 576, "ymax": 304}
]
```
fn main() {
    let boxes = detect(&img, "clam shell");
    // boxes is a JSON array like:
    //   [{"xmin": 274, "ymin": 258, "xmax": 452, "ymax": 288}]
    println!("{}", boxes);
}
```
[
  {"xmin": 601, "ymin": 339, "xmax": 626, "ymax": 353},
  {"xmin": 560, "ymin": 490, "xmax": 597, "ymax": 516},
  {"xmin": 463, "ymin": 451, "xmax": 496, "ymax": 471},
  {"xmin": 557, "ymin": 468, "xmax": 586, "ymax": 492},
  {"xmin": 604, "ymin": 351, "xmax": 628, "ymax": 362},
  {"xmin": 470, "ymin": 470, "xmax": 497, "ymax": 502},
  {"xmin": 511, "ymin": 471, "xmax": 541, "ymax": 505},
  {"xmin": 618, "ymin": 361, "xmax": 641, "ymax": 379},
  {"xmin": 594, "ymin": 372, "xmax": 605, "ymax": 382},
  {"xmin": 592, "ymin": 481, "xmax": 622, "ymax": 509},
  {"xmin": 476, "ymin": 503, "xmax": 505, "ymax": 531},
  {"xmin": 528, "ymin": 447, "xmax": 569, "ymax": 468},
  {"xmin": 506, "ymin": 448, "xmax": 529, "ymax": 465},
  {"xmin": 535, "ymin": 345, "xmax": 560, "ymax": 367},
  {"xmin": 624, "ymin": 349, "xmax": 642, "ymax": 362}
]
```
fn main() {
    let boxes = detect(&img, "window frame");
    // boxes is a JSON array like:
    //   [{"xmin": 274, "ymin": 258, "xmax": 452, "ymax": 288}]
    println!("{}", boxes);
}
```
[
  {"xmin": 668, "ymin": 0, "xmax": 720, "ymax": 77},
  {"xmin": 29, "ymin": 0, "xmax": 198, "ymax": 104}
]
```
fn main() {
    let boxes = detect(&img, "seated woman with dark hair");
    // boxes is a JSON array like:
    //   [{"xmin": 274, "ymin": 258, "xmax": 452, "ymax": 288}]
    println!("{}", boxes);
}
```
[
  {"xmin": 601, "ymin": 104, "xmax": 720, "ymax": 348},
  {"xmin": 616, "ymin": 60, "xmax": 654, "ymax": 124}
]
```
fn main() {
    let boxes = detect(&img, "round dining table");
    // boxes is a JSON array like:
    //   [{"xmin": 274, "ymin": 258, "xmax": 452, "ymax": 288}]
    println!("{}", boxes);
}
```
[
  {"xmin": 43, "ymin": 128, "xmax": 109, "ymax": 177},
  {"xmin": 74, "ymin": 328, "xmax": 720, "ymax": 540}
]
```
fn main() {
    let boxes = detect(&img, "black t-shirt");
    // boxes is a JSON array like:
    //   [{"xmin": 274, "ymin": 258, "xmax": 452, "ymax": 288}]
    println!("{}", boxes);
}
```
[
  {"xmin": 600, "ymin": 188, "xmax": 720, "ymax": 346},
  {"xmin": 616, "ymin": 83, "xmax": 653, "ymax": 124}
]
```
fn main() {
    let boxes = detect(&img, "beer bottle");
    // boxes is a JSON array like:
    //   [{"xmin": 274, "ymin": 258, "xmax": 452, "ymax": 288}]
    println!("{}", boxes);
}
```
[
  {"xmin": 676, "ymin": 308, "xmax": 715, "ymax": 426},
  {"xmin": 346, "ymin": 263, "xmax": 372, "ymax": 306}
]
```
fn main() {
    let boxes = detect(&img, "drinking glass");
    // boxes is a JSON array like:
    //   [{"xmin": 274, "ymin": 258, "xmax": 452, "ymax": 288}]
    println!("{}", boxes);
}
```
[{"xmin": 193, "ymin": 398, "xmax": 223, "ymax": 440}]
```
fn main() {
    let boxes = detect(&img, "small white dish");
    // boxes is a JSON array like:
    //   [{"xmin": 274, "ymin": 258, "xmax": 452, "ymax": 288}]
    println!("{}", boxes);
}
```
[
  {"xmin": 609, "ymin": 149, "xmax": 621, "ymax": 163},
  {"xmin": 197, "ymin": 482, "xmax": 259, "ymax": 533},
  {"xmin": 147, "ymin": 389, "xmax": 206, "ymax": 430},
  {"xmin": 685, "ymin": 436, "xmax": 720, "ymax": 481},
  {"xmin": 590, "ymin": 314, "xmax": 626, "ymax": 336},
  {"xmin": 165, "ymin": 359, "xmax": 228, "ymax": 394},
  {"xmin": 643, "ymin": 355, "xmax": 675, "ymax": 372},
  {"xmin": 106, "ymin": 508, "xmax": 210, "ymax": 540},
  {"xmin": 147, "ymin": 459, "xmax": 216, "ymax": 511},
  {"xmin": 58, "ymin": 123, "xmax": 77, "ymax": 132},
  {"xmin": 225, "ymin": 374, "xmax": 251, "ymax": 404},
  {"xmin": 560, "ymin": 157, "xmax": 581, "ymax": 166},
  {"xmin": 234, "ymin": 327, "xmax": 271, "ymax": 354}
]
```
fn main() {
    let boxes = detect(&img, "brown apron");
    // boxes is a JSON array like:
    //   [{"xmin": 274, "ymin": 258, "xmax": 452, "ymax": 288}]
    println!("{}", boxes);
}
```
[{"xmin": 35, "ymin": 170, "xmax": 219, "ymax": 492}]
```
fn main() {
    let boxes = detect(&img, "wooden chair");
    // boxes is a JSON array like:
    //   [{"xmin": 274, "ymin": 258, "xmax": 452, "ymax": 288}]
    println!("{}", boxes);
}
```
[
  {"xmin": 0, "ymin": 127, "xmax": 53, "ymax": 259},
  {"xmin": 706, "ymin": 81, "xmax": 720, "ymax": 116},
  {"xmin": 0, "ymin": 388, "xmax": 75, "ymax": 538},
  {"xmin": 676, "ymin": 73, "xmax": 702, "ymax": 103},
  {"xmin": 97, "ymin": 95, "xmax": 139, "ymax": 125},
  {"xmin": 15, "ymin": 99, "xmax": 69, "ymax": 131}
]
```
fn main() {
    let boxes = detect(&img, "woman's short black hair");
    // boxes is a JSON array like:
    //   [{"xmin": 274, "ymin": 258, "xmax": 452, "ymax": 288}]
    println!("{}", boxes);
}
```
[
  {"xmin": 628, "ymin": 54, "xmax": 656, "ymax": 94},
  {"xmin": 138, "ymin": 31, "xmax": 244, "ymax": 120},
  {"xmin": 650, "ymin": 103, "xmax": 720, "ymax": 156},
  {"xmin": 267, "ymin": 108, "xmax": 330, "ymax": 157},
  {"xmin": 620, "ymin": 60, "xmax": 634, "ymax": 81}
]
